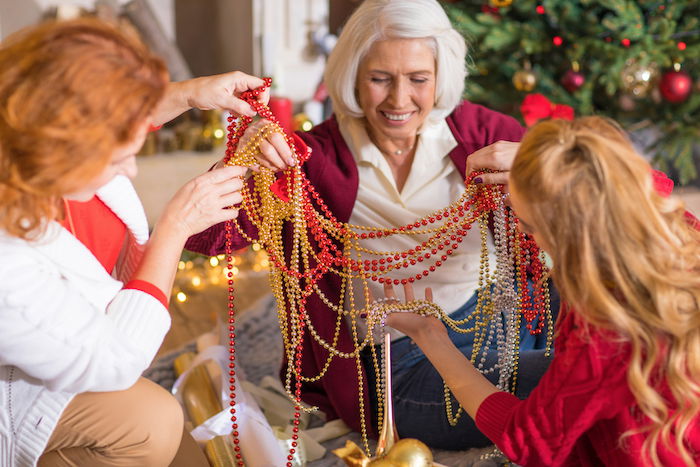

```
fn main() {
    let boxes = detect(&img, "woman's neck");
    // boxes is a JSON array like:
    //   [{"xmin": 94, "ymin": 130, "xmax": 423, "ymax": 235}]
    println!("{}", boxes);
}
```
[{"xmin": 366, "ymin": 127, "xmax": 418, "ymax": 193}]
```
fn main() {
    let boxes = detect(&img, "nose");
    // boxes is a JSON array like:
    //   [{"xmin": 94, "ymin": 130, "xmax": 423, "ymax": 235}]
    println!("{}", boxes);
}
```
[{"xmin": 388, "ymin": 77, "xmax": 410, "ymax": 108}]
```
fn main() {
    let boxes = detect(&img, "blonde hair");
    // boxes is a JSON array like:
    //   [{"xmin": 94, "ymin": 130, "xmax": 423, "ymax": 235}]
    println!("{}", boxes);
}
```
[
  {"xmin": 511, "ymin": 116, "xmax": 700, "ymax": 466},
  {"xmin": 0, "ymin": 18, "xmax": 167, "ymax": 239},
  {"xmin": 324, "ymin": 0, "xmax": 467, "ymax": 125}
]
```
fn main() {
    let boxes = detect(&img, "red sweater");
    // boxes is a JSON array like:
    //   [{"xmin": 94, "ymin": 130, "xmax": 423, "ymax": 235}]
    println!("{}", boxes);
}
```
[
  {"xmin": 62, "ymin": 196, "xmax": 168, "ymax": 308},
  {"xmin": 476, "ymin": 306, "xmax": 700, "ymax": 466}
]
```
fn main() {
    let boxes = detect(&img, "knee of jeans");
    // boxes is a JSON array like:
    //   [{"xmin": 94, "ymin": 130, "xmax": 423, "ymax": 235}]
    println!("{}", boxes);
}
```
[{"xmin": 133, "ymin": 385, "xmax": 184, "ymax": 465}]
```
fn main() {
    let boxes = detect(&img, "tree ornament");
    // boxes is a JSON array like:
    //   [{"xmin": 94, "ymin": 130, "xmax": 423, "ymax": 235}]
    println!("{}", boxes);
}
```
[
  {"xmin": 561, "ymin": 61, "xmax": 585, "ymax": 93},
  {"xmin": 659, "ymin": 65, "xmax": 693, "ymax": 104},
  {"xmin": 512, "ymin": 62, "xmax": 536, "ymax": 92},
  {"xmin": 381, "ymin": 439, "xmax": 433, "ymax": 467},
  {"xmin": 490, "ymin": 0, "xmax": 513, "ymax": 7},
  {"xmin": 620, "ymin": 59, "xmax": 658, "ymax": 98},
  {"xmin": 293, "ymin": 112, "xmax": 313, "ymax": 132}
]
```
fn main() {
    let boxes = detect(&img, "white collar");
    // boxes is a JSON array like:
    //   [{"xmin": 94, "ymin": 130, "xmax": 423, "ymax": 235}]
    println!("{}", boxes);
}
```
[{"xmin": 337, "ymin": 115, "xmax": 457, "ymax": 169}]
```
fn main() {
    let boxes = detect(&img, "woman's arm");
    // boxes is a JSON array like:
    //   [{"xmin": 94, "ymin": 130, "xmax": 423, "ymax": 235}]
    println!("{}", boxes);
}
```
[
  {"xmin": 131, "ymin": 165, "xmax": 245, "ymax": 298},
  {"xmin": 151, "ymin": 71, "xmax": 270, "ymax": 126}
]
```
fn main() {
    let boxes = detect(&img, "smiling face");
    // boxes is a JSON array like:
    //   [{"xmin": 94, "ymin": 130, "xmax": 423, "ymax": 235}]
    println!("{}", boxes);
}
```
[
  {"xmin": 63, "ymin": 119, "xmax": 149, "ymax": 201},
  {"xmin": 356, "ymin": 38, "xmax": 436, "ymax": 146}
]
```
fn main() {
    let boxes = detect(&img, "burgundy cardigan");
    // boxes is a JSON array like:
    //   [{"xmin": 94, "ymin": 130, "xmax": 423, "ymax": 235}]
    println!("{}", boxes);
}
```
[
  {"xmin": 477, "ymin": 305, "xmax": 700, "ymax": 466},
  {"xmin": 185, "ymin": 101, "xmax": 525, "ymax": 434}
]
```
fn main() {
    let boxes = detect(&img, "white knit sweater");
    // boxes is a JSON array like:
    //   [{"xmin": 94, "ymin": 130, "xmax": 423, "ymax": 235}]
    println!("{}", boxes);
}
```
[{"xmin": 0, "ymin": 176, "xmax": 171, "ymax": 466}]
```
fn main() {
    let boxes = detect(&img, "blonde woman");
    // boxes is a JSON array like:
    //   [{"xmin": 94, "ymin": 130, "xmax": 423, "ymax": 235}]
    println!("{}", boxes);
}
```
[{"xmin": 387, "ymin": 116, "xmax": 700, "ymax": 465}]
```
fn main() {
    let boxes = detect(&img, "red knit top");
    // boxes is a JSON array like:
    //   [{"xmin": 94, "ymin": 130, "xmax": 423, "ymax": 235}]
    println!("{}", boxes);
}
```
[
  {"xmin": 475, "ymin": 305, "xmax": 700, "ymax": 466},
  {"xmin": 62, "ymin": 196, "xmax": 168, "ymax": 308}
]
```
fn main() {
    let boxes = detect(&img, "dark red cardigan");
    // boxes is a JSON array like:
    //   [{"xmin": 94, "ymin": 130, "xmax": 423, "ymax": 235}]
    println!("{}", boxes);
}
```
[{"xmin": 185, "ymin": 101, "xmax": 525, "ymax": 433}]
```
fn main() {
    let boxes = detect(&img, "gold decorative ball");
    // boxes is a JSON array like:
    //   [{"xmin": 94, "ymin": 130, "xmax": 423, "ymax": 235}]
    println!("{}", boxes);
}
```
[
  {"xmin": 368, "ymin": 457, "xmax": 395, "ymax": 467},
  {"xmin": 512, "ymin": 69, "xmax": 537, "ymax": 92},
  {"xmin": 490, "ymin": 0, "xmax": 513, "ymax": 6},
  {"xmin": 620, "ymin": 59, "xmax": 659, "ymax": 98},
  {"xmin": 385, "ymin": 438, "xmax": 433, "ymax": 467}
]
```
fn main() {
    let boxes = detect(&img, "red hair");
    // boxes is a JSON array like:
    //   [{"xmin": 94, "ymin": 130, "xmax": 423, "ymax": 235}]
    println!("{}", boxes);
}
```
[{"xmin": 0, "ymin": 18, "xmax": 168, "ymax": 239}]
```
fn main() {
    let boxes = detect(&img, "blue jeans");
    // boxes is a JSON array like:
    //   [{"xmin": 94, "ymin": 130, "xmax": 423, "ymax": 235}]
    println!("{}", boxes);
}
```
[{"xmin": 361, "ymin": 281, "xmax": 560, "ymax": 450}]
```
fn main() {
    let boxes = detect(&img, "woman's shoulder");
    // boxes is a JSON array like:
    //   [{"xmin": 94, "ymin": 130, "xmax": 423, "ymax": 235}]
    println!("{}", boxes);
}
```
[{"xmin": 447, "ymin": 100, "xmax": 525, "ymax": 143}]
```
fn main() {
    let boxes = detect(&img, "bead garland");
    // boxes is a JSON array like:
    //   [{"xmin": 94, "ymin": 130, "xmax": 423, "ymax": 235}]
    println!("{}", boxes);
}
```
[{"xmin": 223, "ymin": 78, "xmax": 552, "ymax": 462}]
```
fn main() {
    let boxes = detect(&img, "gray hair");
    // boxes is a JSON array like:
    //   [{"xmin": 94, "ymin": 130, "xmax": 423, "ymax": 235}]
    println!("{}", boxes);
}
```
[{"xmin": 324, "ymin": 0, "xmax": 468, "ymax": 125}]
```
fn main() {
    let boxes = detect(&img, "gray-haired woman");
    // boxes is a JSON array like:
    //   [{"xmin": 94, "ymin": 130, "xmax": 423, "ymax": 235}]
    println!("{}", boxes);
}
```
[{"xmin": 187, "ymin": 0, "xmax": 557, "ymax": 450}]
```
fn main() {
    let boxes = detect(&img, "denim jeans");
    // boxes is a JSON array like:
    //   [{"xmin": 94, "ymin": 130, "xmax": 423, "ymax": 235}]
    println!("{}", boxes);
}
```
[{"xmin": 361, "ymin": 281, "xmax": 560, "ymax": 450}]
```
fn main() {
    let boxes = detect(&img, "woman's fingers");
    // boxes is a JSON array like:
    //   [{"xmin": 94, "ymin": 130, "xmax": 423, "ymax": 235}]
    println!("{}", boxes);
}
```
[
  {"xmin": 258, "ymin": 137, "xmax": 291, "ymax": 171},
  {"xmin": 466, "ymin": 140, "xmax": 520, "ymax": 185},
  {"xmin": 475, "ymin": 171, "xmax": 509, "ymax": 185},
  {"xmin": 268, "ymin": 132, "xmax": 295, "ymax": 166},
  {"xmin": 425, "ymin": 287, "xmax": 433, "ymax": 302},
  {"xmin": 383, "ymin": 282, "xmax": 398, "ymax": 300},
  {"xmin": 403, "ymin": 283, "xmax": 416, "ymax": 302}
]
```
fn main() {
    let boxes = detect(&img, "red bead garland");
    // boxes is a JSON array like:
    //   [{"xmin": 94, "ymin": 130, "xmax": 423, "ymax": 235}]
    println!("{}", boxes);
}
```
[{"xmin": 224, "ymin": 79, "xmax": 550, "ymax": 463}]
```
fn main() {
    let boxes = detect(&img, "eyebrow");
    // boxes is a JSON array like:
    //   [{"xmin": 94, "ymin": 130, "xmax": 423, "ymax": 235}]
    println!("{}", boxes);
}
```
[{"xmin": 367, "ymin": 69, "xmax": 434, "ymax": 75}]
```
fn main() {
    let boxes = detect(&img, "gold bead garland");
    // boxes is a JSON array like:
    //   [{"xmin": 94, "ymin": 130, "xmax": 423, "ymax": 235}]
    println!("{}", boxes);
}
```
[{"xmin": 224, "ymin": 86, "xmax": 552, "ymax": 459}]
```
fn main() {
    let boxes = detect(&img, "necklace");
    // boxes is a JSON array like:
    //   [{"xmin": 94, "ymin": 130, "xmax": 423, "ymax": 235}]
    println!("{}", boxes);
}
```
[
  {"xmin": 63, "ymin": 199, "xmax": 76, "ymax": 236},
  {"xmin": 378, "ymin": 143, "xmax": 414, "ymax": 158},
  {"xmin": 223, "ymin": 79, "xmax": 553, "ymax": 463}
]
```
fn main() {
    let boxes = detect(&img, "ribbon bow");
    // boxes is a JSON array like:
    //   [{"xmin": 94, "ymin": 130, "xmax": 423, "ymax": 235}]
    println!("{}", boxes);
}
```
[{"xmin": 520, "ymin": 93, "xmax": 574, "ymax": 127}]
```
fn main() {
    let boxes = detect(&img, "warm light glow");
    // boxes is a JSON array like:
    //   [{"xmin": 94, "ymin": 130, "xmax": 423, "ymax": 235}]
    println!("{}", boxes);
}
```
[
  {"xmin": 217, "ymin": 254, "xmax": 226, "ymax": 260},
  {"xmin": 214, "ymin": 129, "xmax": 225, "ymax": 139},
  {"xmin": 191, "ymin": 276, "xmax": 202, "ymax": 287},
  {"xmin": 186, "ymin": 261, "xmax": 194, "ymax": 270},
  {"xmin": 209, "ymin": 256, "xmax": 220, "ymax": 267},
  {"xmin": 178, "ymin": 261, "xmax": 186, "ymax": 270},
  {"xmin": 301, "ymin": 121, "xmax": 313, "ymax": 132},
  {"xmin": 222, "ymin": 266, "xmax": 240, "ymax": 276},
  {"xmin": 252, "ymin": 243, "xmax": 262, "ymax": 251},
  {"xmin": 260, "ymin": 259, "xmax": 270, "ymax": 268},
  {"xmin": 176, "ymin": 292, "xmax": 187, "ymax": 302}
]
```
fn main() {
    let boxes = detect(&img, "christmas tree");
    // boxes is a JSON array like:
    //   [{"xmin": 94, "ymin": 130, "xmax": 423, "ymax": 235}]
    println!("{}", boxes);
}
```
[{"xmin": 443, "ymin": 0, "xmax": 700, "ymax": 184}]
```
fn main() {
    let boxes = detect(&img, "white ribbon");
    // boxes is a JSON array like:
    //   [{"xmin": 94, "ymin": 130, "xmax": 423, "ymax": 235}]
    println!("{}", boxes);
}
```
[{"xmin": 171, "ymin": 345, "xmax": 289, "ymax": 466}]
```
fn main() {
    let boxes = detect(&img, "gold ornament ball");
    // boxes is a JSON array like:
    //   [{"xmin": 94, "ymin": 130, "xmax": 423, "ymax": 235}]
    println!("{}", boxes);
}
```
[
  {"xmin": 385, "ymin": 438, "xmax": 433, "ymax": 467},
  {"xmin": 293, "ymin": 112, "xmax": 314, "ymax": 132},
  {"xmin": 512, "ymin": 69, "xmax": 537, "ymax": 92},
  {"xmin": 490, "ymin": 0, "xmax": 513, "ymax": 6},
  {"xmin": 368, "ymin": 457, "xmax": 395, "ymax": 467},
  {"xmin": 620, "ymin": 59, "xmax": 658, "ymax": 98}
]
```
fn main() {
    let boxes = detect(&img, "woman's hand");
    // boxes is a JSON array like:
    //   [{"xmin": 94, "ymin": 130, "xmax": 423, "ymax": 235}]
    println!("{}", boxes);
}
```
[
  {"xmin": 215, "ymin": 119, "xmax": 295, "ymax": 172},
  {"xmin": 159, "ymin": 165, "xmax": 247, "ymax": 238},
  {"xmin": 465, "ymin": 140, "xmax": 520, "ymax": 185},
  {"xmin": 382, "ymin": 282, "xmax": 447, "ymax": 341},
  {"xmin": 153, "ymin": 71, "xmax": 270, "ymax": 126}
]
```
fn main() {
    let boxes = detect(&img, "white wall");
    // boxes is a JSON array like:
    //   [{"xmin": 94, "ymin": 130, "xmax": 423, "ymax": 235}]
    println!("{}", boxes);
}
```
[{"xmin": 254, "ymin": 0, "xmax": 327, "ymax": 103}]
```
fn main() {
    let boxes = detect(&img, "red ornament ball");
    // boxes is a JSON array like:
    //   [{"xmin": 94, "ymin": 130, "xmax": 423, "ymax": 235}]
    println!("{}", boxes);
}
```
[
  {"xmin": 552, "ymin": 36, "xmax": 563, "ymax": 46},
  {"xmin": 536, "ymin": 5, "xmax": 546, "ymax": 14},
  {"xmin": 621, "ymin": 38, "xmax": 631, "ymax": 48},
  {"xmin": 659, "ymin": 70, "xmax": 693, "ymax": 103},
  {"xmin": 561, "ymin": 69, "xmax": 585, "ymax": 92}
]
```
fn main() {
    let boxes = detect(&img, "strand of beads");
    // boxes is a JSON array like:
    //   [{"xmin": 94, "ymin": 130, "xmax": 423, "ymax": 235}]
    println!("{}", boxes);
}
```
[{"xmin": 223, "ymin": 78, "xmax": 552, "ymax": 459}]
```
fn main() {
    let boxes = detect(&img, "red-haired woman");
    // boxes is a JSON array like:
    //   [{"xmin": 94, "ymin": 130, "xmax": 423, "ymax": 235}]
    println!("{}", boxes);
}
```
[{"xmin": 0, "ymin": 18, "xmax": 266, "ymax": 466}]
